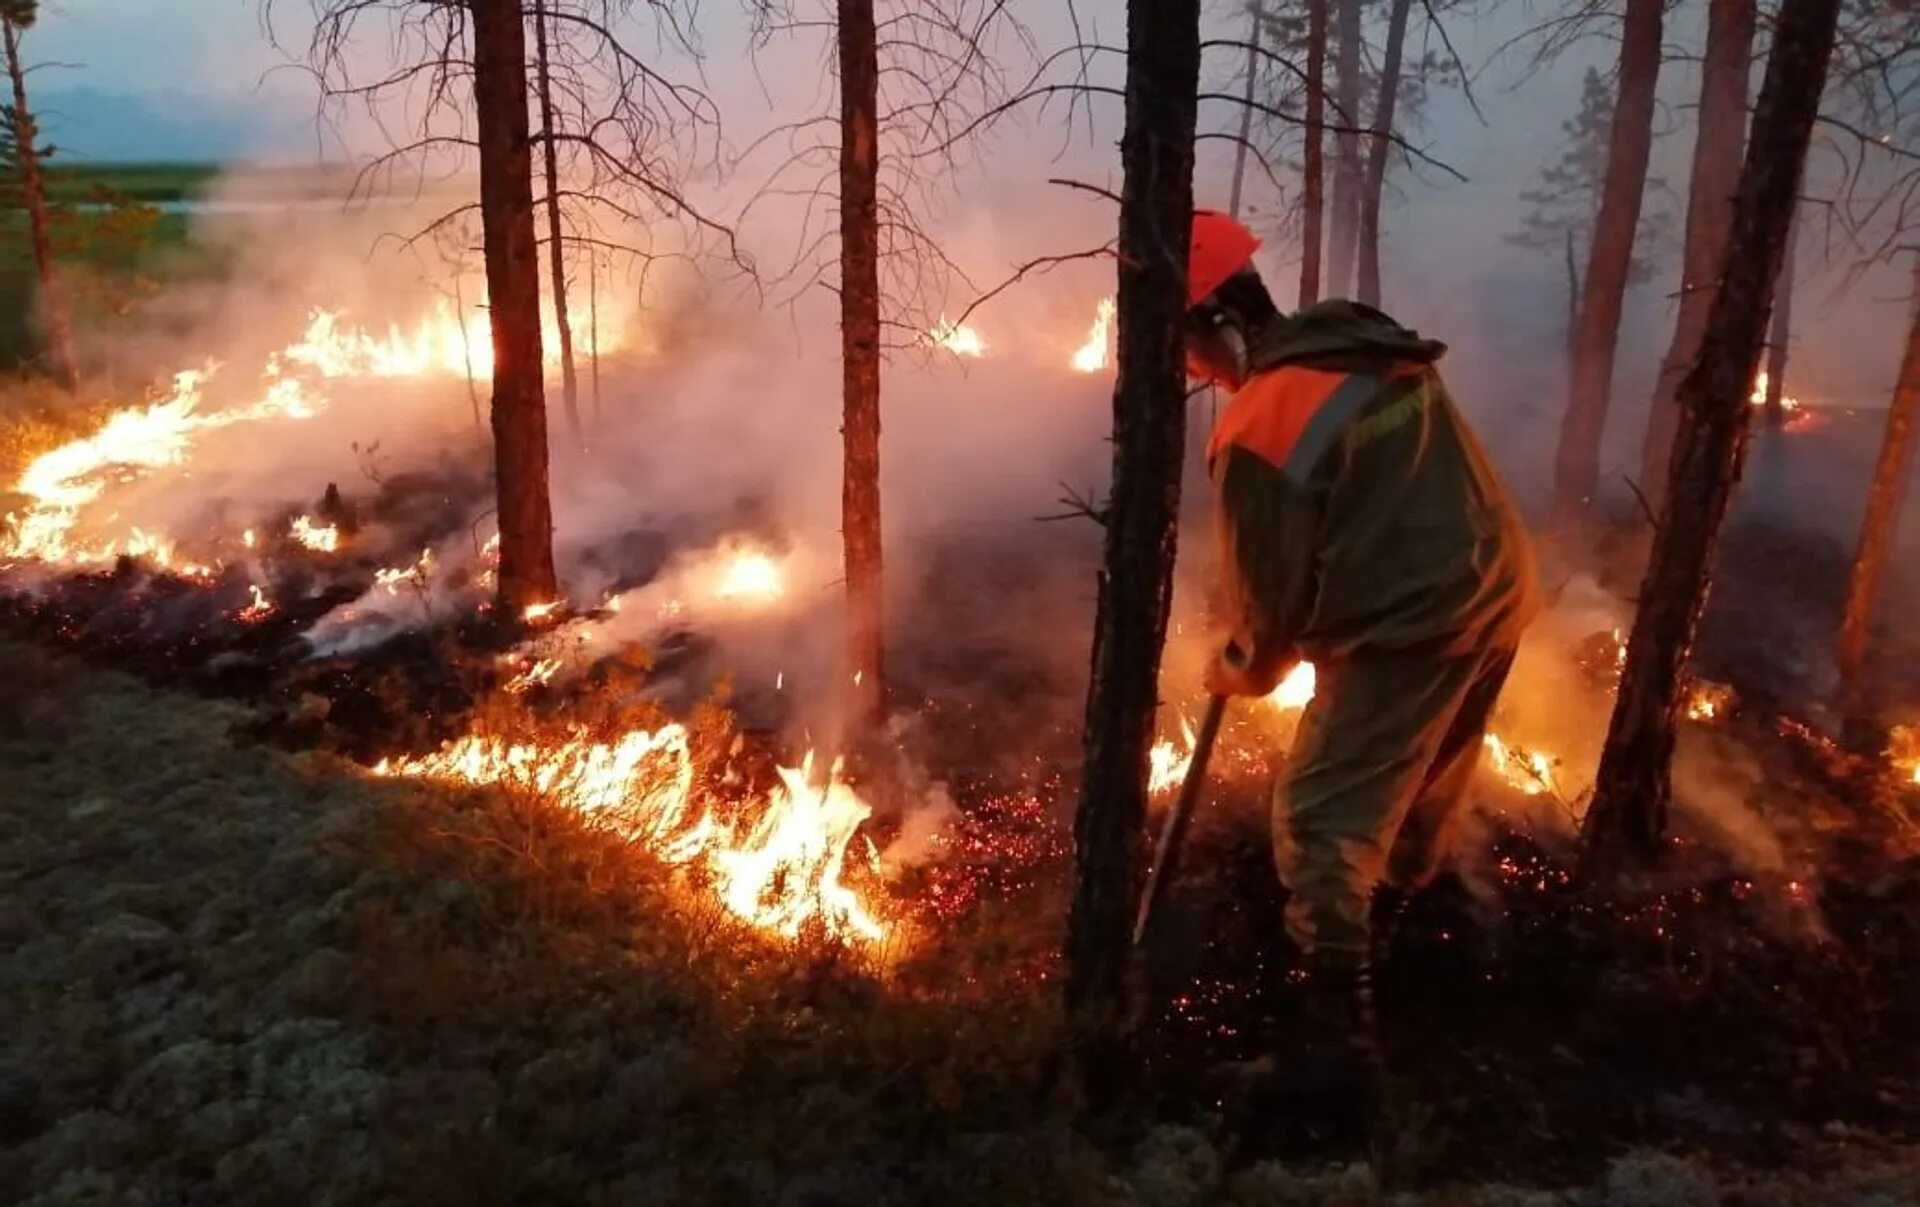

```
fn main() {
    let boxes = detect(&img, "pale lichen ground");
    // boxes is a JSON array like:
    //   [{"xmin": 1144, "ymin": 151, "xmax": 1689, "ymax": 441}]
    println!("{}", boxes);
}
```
[{"xmin": 3, "ymin": 641, "xmax": 1917, "ymax": 1206}]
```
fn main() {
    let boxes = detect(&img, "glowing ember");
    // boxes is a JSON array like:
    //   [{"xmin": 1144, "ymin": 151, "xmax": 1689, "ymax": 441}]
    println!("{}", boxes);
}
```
[
  {"xmin": 1483, "ymin": 732, "xmax": 1561, "ymax": 797},
  {"xmin": 1266, "ymin": 661, "xmax": 1317, "ymax": 711},
  {"xmin": 522, "ymin": 600, "xmax": 563, "ymax": 624},
  {"xmin": 1891, "ymin": 726, "xmax": 1920, "ymax": 787},
  {"xmin": 288, "ymin": 514, "xmax": 341, "ymax": 553},
  {"xmin": 1149, "ymin": 714, "xmax": 1199, "ymax": 795},
  {"xmin": 1685, "ymin": 680, "xmax": 1734, "ymax": 721},
  {"xmin": 713, "ymin": 549, "xmax": 784, "ymax": 603},
  {"xmin": 1071, "ymin": 296, "xmax": 1116, "ymax": 373},
  {"xmin": 929, "ymin": 317, "xmax": 986, "ymax": 357},
  {"xmin": 372, "ymin": 725, "xmax": 887, "ymax": 942},
  {"xmin": 236, "ymin": 584, "xmax": 275, "ymax": 623}
]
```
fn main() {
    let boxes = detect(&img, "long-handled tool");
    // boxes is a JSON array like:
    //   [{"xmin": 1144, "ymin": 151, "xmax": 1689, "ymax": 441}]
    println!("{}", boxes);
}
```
[{"xmin": 1133, "ymin": 693, "xmax": 1228, "ymax": 949}]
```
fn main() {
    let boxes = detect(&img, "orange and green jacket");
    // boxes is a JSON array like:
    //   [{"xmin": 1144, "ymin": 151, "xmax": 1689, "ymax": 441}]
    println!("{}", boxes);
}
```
[{"xmin": 1207, "ymin": 301, "xmax": 1539, "ymax": 683}]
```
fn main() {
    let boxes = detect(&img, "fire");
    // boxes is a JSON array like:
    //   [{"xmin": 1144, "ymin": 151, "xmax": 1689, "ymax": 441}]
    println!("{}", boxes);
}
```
[
  {"xmin": 236, "ymin": 584, "xmax": 275, "ymax": 623},
  {"xmin": 374, "ymin": 547, "xmax": 434, "ymax": 595},
  {"xmin": 1149, "ymin": 713, "xmax": 1199, "ymax": 795},
  {"xmin": 278, "ymin": 303, "xmax": 599, "ymax": 381},
  {"xmin": 1685, "ymin": 680, "xmax": 1734, "ymax": 721},
  {"xmin": 372, "ymin": 725, "xmax": 887, "ymax": 943},
  {"xmin": 1071, "ymin": 296, "xmax": 1116, "ymax": 373},
  {"xmin": 1266, "ymin": 661, "xmax": 1317, "ymax": 711},
  {"xmin": 1891, "ymin": 726, "xmax": 1920, "ymax": 787},
  {"xmin": 289, "ymin": 514, "xmax": 341, "ymax": 553},
  {"xmin": 1482, "ymin": 732, "xmax": 1561, "ymax": 797},
  {"xmin": 1749, "ymin": 370, "xmax": 1802, "ymax": 413},
  {"xmin": 929, "ymin": 317, "xmax": 986, "ymax": 358},
  {"xmin": 502, "ymin": 657, "xmax": 562, "ymax": 695},
  {"xmin": 522, "ymin": 600, "xmax": 563, "ymax": 624},
  {"xmin": 713, "ymin": 549, "xmax": 784, "ymax": 603}
]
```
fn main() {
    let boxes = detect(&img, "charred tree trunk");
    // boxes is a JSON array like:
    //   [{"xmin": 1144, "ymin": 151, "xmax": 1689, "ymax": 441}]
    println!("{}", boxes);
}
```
[
  {"xmin": 839, "ymin": 0, "xmax": 884, "ymax": 721},
  {"xmin": 1551, "ymin": 0, "xmax": 1664, "ymax": 522},
  {"xmin": 532, "ymin": 1, "xmax": 582, "ymax": 451},
  {"xmin": 1355, "ymin": 0, "xmax": 1413, "ymax": 307},
  {"xmin": 1064, "ymin": 0, "xmax": 1201, "ymax": 1102},
  {"xmin": 1564, "ymin": 227, "xmax": 1581, "ymax": 364},
  {"xmin": 1763, "ymin": 210, "xmax": 1798, "ymax": 427},
  {"xmin": 2, "ymin": 15, "xmax": 76, "ymax": 392},
  {"xmin": 1582, "ymin": 0, "xmax": 1841, "ymax": 863},
  {"xmin": 1298, "ymin": 0, "xmax": 1327, "ymax": 306},
  {"xmin": 1326, "ymin": 0, "xmax": 1363, "ymax": 297},
  {"xmin": 1227, "ymin": 3, "xmax": 1262, "ymax": 221},
  {"xmin": 1639, "ymin": 0, "xmax": 1756, "ymax": 503},
  {"xmin": 1836, "ymin": 267, "xmax": 1920, "ymax": 709},
  {"xmin": 472, "ymin": 0, "xmax": 558, "ymax": 613}
]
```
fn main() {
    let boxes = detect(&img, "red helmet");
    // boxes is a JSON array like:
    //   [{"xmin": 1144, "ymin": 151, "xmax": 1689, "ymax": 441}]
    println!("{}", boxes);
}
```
[{"xmin": 1189, "ymin": 209, "xmax": 1261, "ymax": 307}]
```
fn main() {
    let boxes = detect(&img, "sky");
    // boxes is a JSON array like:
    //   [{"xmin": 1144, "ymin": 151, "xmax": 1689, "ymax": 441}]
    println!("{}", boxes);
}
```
[{"xmin": 17, "ymin": 0, "xmax": 1917, "ymax": 428}]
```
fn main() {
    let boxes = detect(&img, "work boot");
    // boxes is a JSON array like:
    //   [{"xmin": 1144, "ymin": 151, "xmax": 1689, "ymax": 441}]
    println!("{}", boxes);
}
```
[{"xmin": 1217, "ymin": 961, "xmax": 1384, "ymax": 1161}]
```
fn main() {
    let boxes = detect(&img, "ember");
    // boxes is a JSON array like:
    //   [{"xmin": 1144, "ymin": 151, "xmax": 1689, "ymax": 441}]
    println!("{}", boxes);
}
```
[
  {"xmin": 236, "ymin": 584, "xmax": 275, "ymax": 623},
  {"xmin": 372, "ymin": 725, "xmax": 888, "ymax": 943}
]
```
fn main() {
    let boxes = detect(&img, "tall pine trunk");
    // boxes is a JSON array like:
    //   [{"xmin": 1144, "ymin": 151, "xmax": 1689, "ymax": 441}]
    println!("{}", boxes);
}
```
[
  {"xmin": 1227, "ymin": 3, "xmax": 1262, "ymax": 220},
  {"xmin": 2, "ymin": 15, "xmax": 76, "ymax": 391},
  {"xmin": 1582, "ymin": 0, "xmax": 1841, "ymax": 862},
  {"xmin": 532, "ymin": 1, "xmax": 582, "ymax": 450},
  {"xmin": 1298, "ymin": 0, "xmax": 1327, "ymax": 306},
  {"xmin": 1063, "ymin": 0, "xmax": 1201, "ymax": 1102},
  {"xmin": 1551, "ymin": 0, "xmax": 1664, "ymax": 521},
  {"xmin": 1326, "ymin": 0, "xmax": 1363, "ymax": 296},
  {"xmin": 1355, "ymin": 0, "xmax": 1412, "ymax": 307},
  {"xmin": 1763, "ymin": 210, "xmax": 1798, "ymax": 427},
  {"xmin": 1639, "ymin": 0, "xmax": 1755, "ymax": 503},
  {"xmin": 1836, "ymin": 264, "xmax": 1920, "ymax": 709},
  {"xmin": 472, "ymin": 0, "xmax": 558, "ymax": 613},
  {"xmin": 839, "ymin": 0, "xmax": 884, "ymax": 721}
]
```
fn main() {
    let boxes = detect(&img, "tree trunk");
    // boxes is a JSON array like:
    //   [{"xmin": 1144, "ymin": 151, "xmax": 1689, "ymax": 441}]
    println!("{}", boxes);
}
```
[
  {"xmin": 1355, "ymin": 0, "xmax": 1413, "ymax": 307},
  {"xmin": 1836, "ymin": 264, "xmax": 1920, "ymax": 709},
  {"xmin": 1564, "ymin": 226, "xmax": 1580, "ymax": 364},
  {"xmin": 3, "ymin": 16, "xmax": 76, "ymax": 392},
  {"xmin": 1326, "ymin": 0, "xmax": 1363, "ymax": 297},
  {"xmin": 1063, "ymin": 0, "xmax": 1201, "ymax": 1103},
  {"xmin": 532, "ymin": 1, "xmax": 582, "ymax": 451},
  {"xmin": 1763, "ymin": 209, "xmax": 1798, "ymax": 427},
  {"xmin": 1639, "ymin": 0, "xmax": 1756, "ymax": 503},
  {"xmin": 472, "ymin": 0, "xmax": 558, "ymax": 613},
  {"xmin": 1227, "ymin": 3, "xmax": 1262, "ymax": 221},
  {"xmin": 1551, "ymin": 0, "xmax": 1664, "ymax": 521},
  {"xmin": 588, "ymin": 249, "xmax": 601, "ymax": 425},
  {"xmin": 1298, "ymin": 0, "xmax": 1327, "ymax": 306},
  {"xmin": 453, "ymin": 272, "xmax": 483, "ymax": 434},
  {"xmin": 839, "ymin": 0, "xmax": 884, "ymax": 721},
  {"xmin": 1581, "ymin": 0, "xmax": 1841, "ymax": 863}
]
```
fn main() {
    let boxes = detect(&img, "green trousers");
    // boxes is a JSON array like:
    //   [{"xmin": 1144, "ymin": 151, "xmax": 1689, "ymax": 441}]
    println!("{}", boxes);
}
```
[{"xmin": 1272, "ymin": 639, "xmax": 1517, "ymax": 966}]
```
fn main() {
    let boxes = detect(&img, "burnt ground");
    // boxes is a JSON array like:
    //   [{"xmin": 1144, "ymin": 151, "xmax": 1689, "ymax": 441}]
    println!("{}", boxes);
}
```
[{"xmin": 5, "ymin": 439, "xmax": 1920, "ymax": 1200}]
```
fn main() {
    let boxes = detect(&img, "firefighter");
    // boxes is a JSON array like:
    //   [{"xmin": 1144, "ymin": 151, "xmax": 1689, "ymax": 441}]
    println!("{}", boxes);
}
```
[{"xmin": 1184, "ymin": 209, "xmax": 1539, "ymax": 1139}]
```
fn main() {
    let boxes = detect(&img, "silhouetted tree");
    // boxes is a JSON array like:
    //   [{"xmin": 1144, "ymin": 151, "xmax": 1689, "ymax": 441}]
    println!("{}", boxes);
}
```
[{"xmin": 1, "ymin": 0, "xmax": 76, "ymax": 390}]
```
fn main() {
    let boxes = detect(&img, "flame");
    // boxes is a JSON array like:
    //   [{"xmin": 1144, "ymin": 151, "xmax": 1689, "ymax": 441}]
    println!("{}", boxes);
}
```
[
  {"xmin": 1891, "ymin": 725, "xmax": 1920, "ymax": 787},
  {"xmin": 1482, "ymin": 732, "xmax": 1561, "ymax": 797},
  {"xmin": 1749, "ymin": 370, "xmax": 1802, "ymax": 413},
  {"xmin": 1149, "ymin": 713, "xmax": 1199, "ymax": 795},
  {"xmin": 1071, "ymin": 296, "xmax": 1116, "ymax": 373},
  {"xmin": 522, "ymin": 600, "xmax": 563, "ymax": 623},
  {"xmin": 289, "ymin": 514, "xmax": 341, "ymax": 553},
  {"xmin": 929, "ymin": 317, "xmax": 986, "ymax": 358},
  {"xmin": 242, "ymin": 529, "xmax": 257, "ymax": 549},
  {"xmin": 713, "ymin": 549, "xmax": 784, "ymax": 603},
  {"xmin": 372, "ymin": 725, "xmax": 887, "ymax": 942},
  {"xmin": 374, "ymin": 547, "xmax": 434, "ymax": 595},
  {"xmin": 278, "ymin": 303, "xmax": 598, "ymax": 380},
  {"xmin": 1685, "ymin": 680, "xmax": 1734, "ymax": 721},
  {"xmin": 236, "ymin": 584, "xmax": 275, "ymax": 623},
  {"xmin": 502, "ymin": 657, "xmax": 562, "ymax": 695},
  {"xmin": 1266, "ymin": 661, "xmax": 1317, "ymax": 711}
]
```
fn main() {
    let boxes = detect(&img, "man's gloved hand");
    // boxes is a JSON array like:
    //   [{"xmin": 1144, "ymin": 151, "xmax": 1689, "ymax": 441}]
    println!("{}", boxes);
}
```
[{"xmin": 1204, "ymin": 641, "xmax": 1283, "ymax": 698}]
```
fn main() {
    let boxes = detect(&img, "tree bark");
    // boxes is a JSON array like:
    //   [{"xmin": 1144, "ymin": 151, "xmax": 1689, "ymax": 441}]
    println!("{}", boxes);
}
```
[
  {"xmin": 1582, "ymin": 0, "xmax": 1841, "ymax": 863},
  {"xmin": 588, "ymin": 248, "xmax": 601, "ymax": 425},
  {"xmin": 1326, "ymin": 0, "xmax": 1363, "ymax": 297},
  {"xmin": 1355, "ymin": 0, "xmax": 1413, "ymax": 307},
  {"xmin": 1551, "ymin": 0, "xmax": 1664, "ymax": 521},
  {"xmin": 1763, "ymin": 209, "xmax": 1798, "ymax": 427},
  {"xmin": 1639, "ymin": 0, "xmax": 1756, "ymax": 503},
  {"xmin": 839, "ymin": 0, "xmax": 884, "ymax": 721},
  {"xmin": 2, "ymin": 15, "xmax": 76, "ymax": 392},
  {"xmin": 1836, "ymin": 264, "xmax": 1920, "ymax": 708},
  {"xmin": 532, "ymin": 0, "xmax": 582, "ymax": 451},
  {"xmin": 1298, "ymin": 0, "xmax": 1327, "ymax": 306},
  {"xmin": 1564, "ymin": 226, "xmax": 1580, "ymax": 364},
  {"xmin": 1064, "ymin": 0, "xmax": 1201, "ymax": 1102},
  {"xmin": 453, "ymin": 272, "xmax": 483, "ymax": 434},
  {"xmin": 472, "ymin": 0, "xmax": 558, "ymax": 613},
  {"xmin": 1227, "ymin": 3, "xmax": 1262, "ymax": 222}
]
